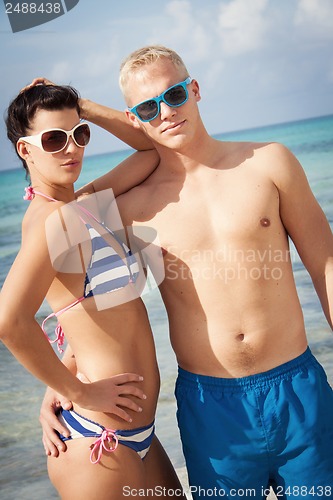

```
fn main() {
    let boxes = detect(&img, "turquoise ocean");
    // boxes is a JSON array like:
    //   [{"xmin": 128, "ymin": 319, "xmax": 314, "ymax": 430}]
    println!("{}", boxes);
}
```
[{"xmin": 0, "ymin": 115, "xmax": 332, "ymax": 499}]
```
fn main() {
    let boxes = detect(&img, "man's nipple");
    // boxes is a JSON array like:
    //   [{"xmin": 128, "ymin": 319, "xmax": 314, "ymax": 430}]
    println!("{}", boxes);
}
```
[{"xmin": 260, "ymin": 217, "xmax": 271, "ymax": 227}]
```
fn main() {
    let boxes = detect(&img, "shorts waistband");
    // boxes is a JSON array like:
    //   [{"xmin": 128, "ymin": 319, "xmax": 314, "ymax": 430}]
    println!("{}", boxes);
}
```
[{"xmin": 177, "ymin": 347, "xmax": 318, "ymax": 392}]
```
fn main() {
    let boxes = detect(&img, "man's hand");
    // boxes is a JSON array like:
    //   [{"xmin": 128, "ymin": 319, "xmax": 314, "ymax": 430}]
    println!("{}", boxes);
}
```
[{"xmin": 40, "ymin": 386, "xmax": 72, "ymax": 457}]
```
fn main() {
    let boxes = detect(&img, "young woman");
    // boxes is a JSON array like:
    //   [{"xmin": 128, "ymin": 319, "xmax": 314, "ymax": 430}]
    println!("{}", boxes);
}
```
[{"xmin": 0, "ymin": 84, "xmax": 183, "ymax": 498}]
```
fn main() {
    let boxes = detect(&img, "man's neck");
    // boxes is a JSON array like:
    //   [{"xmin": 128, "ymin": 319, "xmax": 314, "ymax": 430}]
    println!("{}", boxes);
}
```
[{"xmin": 155, "ymin": 133, "xmax": 223, "ymax": 175}]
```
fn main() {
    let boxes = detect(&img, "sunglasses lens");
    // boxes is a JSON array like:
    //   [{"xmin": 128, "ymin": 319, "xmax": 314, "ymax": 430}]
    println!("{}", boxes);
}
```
[
  {"xmin": 132, "ymin": 80, "xmax": 190, "ymax": 122},
  {"xmin": 136, "ymin": 101, "xmax": 158, "ymax": 122},
  {"xmin": 40, "ymin": 124, "xmax": 90, "ymax": 152},
  {"xmin": 165, "ymin": 85, "xmax": 187, "ymax": 106},
  {"xmin": 41, "ymin": 130, "xmax": 67, "ymax": 153},
  {"xmin": 74, "ymin": 124, "xmax": 90, "ymax": 147}
]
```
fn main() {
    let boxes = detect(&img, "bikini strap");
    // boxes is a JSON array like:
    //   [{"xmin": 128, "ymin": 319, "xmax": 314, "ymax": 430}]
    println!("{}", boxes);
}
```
[
  {"xmin": 24, "ymin": 187, "xmax": 86, "ymax": 352},
  {"xmin": 23, "ymin": 186, "xmax": 57, "ymax": 202},
  {"xmin": 41, "ymin": 297, "xmax": 85, "ymax": 353},
  {"xmin": 24, "ymin": 188, "xmax": 104, "ymax": 232}
]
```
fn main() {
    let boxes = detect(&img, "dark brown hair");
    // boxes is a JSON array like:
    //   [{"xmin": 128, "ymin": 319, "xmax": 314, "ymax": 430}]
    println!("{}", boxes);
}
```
[{"xmin": 5, "ymin": 84, "xmax": 80, "ymax": 177}]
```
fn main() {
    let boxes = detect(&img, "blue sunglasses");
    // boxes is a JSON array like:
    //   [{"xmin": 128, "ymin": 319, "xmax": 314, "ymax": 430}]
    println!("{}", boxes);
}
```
[{"xmin": 128, "ymin": 77, "xmax": 192, "ymax": 122}]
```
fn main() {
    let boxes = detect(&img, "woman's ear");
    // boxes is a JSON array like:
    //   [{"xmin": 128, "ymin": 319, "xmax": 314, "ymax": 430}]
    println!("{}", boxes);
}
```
[{"xmin": 16, "ymin": 140, "xmax": 31, "ymax": 161}]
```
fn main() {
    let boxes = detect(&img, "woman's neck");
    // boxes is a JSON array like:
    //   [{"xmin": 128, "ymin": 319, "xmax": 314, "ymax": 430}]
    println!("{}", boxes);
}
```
[{"xmin": 28, "ymin": 179, "xmax": 76, "ymax": 203}]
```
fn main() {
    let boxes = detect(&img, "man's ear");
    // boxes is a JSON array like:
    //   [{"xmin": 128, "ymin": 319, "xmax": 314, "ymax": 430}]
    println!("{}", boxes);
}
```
[
  {"xmin": 125, "ymin": 109, "xmax": 141, "ymax": 129},
  {"xmin": 190, "ymin": 79, "xmax": 201, "ymax": 102}
]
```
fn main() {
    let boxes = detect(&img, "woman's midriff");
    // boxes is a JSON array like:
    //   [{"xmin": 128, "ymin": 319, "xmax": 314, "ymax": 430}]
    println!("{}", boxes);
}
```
[{"xmin": 58, "ymin": 298, "xmax": 160, "ymax": 430}]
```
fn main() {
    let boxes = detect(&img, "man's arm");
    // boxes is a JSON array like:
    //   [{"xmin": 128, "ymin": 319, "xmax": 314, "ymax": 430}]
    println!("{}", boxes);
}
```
[
  {"xmin": 40, "ymin": 346, "xmax": 75, "ymax": 457},
  {"xmin": 40, "ymin": 348, "xmax": 91, "ymax": 457},
  {"xmin": 76, "ymin": 150, "xmax": 159, "ymax": 198},
  {"xmin": 270, "ymin": 143, "xmax": 333, "ymax": 328}
]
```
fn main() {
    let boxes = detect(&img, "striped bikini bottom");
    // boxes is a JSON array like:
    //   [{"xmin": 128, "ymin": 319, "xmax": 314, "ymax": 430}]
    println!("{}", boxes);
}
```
[{"xmin": 58, "ymin": 409, "xmax": 155, "ymax": 464}]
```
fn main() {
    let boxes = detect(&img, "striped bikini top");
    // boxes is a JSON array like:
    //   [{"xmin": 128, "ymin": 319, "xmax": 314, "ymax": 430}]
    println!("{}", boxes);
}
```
[{"xmin": 24, "ymin": 187, "xmax": 139, "ymax": 352}]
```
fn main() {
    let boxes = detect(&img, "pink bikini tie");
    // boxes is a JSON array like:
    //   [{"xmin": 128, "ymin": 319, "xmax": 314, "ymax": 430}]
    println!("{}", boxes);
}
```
[
  {"xmin": 89, "ymin": 429, "xmax": 119, "ymax": 464},
  {"xmin": 23, "ymin": 186, "xmax": 56, "ymax": 201},
  {"xmin": 41, "ymin": 297, "xmax": 85, "ymax": 353}
]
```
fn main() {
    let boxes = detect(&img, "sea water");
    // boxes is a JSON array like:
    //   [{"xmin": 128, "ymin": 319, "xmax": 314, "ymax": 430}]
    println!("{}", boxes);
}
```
[{"xmin": 0, "ymin": 115, "xmax": 332, "ymax": 499}]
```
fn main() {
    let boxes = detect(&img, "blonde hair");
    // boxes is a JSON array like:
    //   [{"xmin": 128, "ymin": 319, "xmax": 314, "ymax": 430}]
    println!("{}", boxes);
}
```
[{"xmin": 119, "ymin": 45, "xmax": 189, "ymax": 98}]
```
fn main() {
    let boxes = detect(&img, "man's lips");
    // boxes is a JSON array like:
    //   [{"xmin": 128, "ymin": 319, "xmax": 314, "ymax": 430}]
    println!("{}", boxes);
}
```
[{"xmin": 162, "ymin": 120, "xmax": 186, "ymax": 133}]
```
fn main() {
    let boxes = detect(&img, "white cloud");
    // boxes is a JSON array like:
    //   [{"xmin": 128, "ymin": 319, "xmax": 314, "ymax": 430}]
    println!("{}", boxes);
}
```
[
  {"xmin": 202, "ymin": 60, "xmax": 225, "ymax": 91},
  {"xmin": 49, "ymin": 61, "xmax": 72, "ymax": 82},
  {"xmin": 295, "ymin": 0, "xmax": 333, "ymax": 38},
  {"xmin": 80, "ymin": 44, "xmax": 119, "ymax": 79},
  {"xmin": 217, "ymin": 0, "xmax": 269, "ymax": 56},
  {"xmin": 148, "ymin": 0, "xmax": 213, "ymax": 63},
  {"xmin": 45, "ymin": 32, "xmax": 123, "ymax": 102}
]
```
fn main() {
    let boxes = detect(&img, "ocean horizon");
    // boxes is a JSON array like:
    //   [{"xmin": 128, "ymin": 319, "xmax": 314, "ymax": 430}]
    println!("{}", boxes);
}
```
[
  {"xmin": 0, "ymin": 114, "xmax": 332, "ymax": 499},
  {"xmin": 1, "ymin": 112, "xmax": 332, "ymax": 175}
]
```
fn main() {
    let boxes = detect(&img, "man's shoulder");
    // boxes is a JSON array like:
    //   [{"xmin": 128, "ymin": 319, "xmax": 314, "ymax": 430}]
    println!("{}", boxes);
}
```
[
  {"xmin": 217, "ymin": 140, "xmax": 299, "ymax": 187},
  {"xmin": 251, "ymin": 141, "xmax": 296, "ymax": 169},
  {"xmin": 232, "ymin": 140, "xmax": 293, "ymax": 168},
  {"xmin": 212, "ymin": 140, "xmax": 288, "ymax": 173},
  {"xmin": 227, "ymin": 139, "xmax": 286, "ymax": 155},
  {"xmin": 243, "ymin": 141, "xmax": 303, "ymax": 189},
  {"xmin": 215, "ymin": 139, "xmax": 285, "ymax": 160}
]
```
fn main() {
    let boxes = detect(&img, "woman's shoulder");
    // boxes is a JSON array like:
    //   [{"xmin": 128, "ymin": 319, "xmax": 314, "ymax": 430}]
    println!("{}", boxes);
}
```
[
  {"xmin": 21, "ymin": 199, "xmax": 73, "ymax": 261},
  {"xmin": 22, "ymin": 198, "xmax": 66, "ymax": 233}
]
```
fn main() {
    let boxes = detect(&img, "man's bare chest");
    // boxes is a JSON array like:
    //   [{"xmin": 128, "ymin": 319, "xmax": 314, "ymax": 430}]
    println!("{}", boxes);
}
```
[{"xmin": 136, "ymin": 177, "xmax": 281, "ymax": 255}]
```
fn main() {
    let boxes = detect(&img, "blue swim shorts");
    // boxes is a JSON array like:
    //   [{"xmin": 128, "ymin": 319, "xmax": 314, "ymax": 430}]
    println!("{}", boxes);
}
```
[{"xmin": 175, "ymin": 347, "xmax": 333, "ymax": 499}]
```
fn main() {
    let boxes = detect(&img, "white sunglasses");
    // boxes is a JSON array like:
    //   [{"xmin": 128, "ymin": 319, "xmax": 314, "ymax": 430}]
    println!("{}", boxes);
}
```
[{"xmin": 19, "ymin": 122, "xmax": 90, "ymax": 153}]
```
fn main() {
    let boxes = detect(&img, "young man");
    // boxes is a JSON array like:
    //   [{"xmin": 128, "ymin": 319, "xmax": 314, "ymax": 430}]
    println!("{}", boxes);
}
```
[{"xmin": 40, "ymin": 46, "xmax": 333, "ymax": 497}]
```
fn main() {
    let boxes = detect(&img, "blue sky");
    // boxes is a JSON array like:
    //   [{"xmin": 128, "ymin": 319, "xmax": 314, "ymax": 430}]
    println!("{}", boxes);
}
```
[{"xmin": 0, "ymin": 0, "xmax": 332, "ymax": 171}]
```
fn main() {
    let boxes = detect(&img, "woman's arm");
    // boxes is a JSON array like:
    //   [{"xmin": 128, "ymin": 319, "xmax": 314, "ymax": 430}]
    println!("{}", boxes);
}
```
[
  {"xmin": 0, "ymin": 206, "xmax": 145, "ymax": 414},
  {"xmin": 80, "ymin": 98, "xmax": 154, "ymax": 151},
  {"xmin": 77, "ymin": 149, "xmax": 159, "ymax": 198},
  {"xmin": 22, "ymin": 78, "xmax": 154, "ymax": 151}
]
